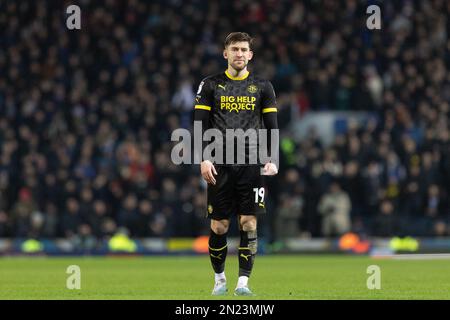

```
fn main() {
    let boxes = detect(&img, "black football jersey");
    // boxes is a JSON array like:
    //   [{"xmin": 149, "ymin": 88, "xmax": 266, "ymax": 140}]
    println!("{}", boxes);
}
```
[{"xmin": 194, "ymin": 70, "xmax": 277, "ymax": 165}]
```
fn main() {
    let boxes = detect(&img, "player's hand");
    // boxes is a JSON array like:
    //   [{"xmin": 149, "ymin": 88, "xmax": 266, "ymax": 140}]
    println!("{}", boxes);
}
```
[
  {"xmin": 262, "ymin": 162, "xmax": 278, "ymax": 176},
  {"xmin": 201, "ymin": 160, "xmax": 218, "ymax": 185}
]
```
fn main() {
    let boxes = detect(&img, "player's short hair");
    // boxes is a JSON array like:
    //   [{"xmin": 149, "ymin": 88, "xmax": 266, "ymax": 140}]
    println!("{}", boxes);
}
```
[{"xmin": 224, "ymin": 32, "xmax": 253, "ymax": 50}]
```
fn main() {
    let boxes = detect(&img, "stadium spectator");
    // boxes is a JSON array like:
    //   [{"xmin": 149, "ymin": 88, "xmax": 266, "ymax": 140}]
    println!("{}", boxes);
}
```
[
  {"xmin": 372, "ymin": 199, "xmax": 397, "ymax": 237},
  {"xmin": 318, "ymin": 181, "xmax": 352, "ymax": 237}
]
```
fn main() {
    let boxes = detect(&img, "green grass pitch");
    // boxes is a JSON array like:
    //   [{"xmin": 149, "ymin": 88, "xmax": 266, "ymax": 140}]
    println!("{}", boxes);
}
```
[{"xmin": 0, "ymin": 254, "xmax": 449, "ymax": 299}]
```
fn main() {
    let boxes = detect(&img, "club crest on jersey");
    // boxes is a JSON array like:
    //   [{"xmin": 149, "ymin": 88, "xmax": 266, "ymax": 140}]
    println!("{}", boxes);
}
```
[
  {"xmin": 247, "ymin": 84, "xmax": 258, "ymax": 94},
  {"xmin": 208, "ymin": 205, "xmax": 213, "ymax": 214}
]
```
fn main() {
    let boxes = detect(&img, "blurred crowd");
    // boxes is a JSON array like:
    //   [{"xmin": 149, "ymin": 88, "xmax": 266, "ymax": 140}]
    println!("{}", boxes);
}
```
[{"xmin": 0, "ymin": 0, "xmax": 449, "ymax": 242}]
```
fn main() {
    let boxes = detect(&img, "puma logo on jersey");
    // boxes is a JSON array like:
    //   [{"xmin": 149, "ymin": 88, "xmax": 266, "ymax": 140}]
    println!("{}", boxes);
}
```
[
  {"xmin": 259, "ymin": 203, "xmax": 265, "ymax": 208},
  {"xmin": 240, "ymin": 253, "xmax": 251, "ymax": 261},
  {"xmin": 210, "ymin": 253, "xmax": 222, "ymax": 260},
  {"xmin": 218, "ymin": 84, "xmax": 226, "ymax": 91}
]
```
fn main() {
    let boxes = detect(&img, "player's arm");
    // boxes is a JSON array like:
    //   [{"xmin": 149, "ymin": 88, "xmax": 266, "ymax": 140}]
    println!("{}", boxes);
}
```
[
  {"xmin": 193, "ymin": 78, "xmax": 218, "ymax": 185},
  {"xmin": 261, "ymin": 81, "xmax": 279, "ymax": 176}
]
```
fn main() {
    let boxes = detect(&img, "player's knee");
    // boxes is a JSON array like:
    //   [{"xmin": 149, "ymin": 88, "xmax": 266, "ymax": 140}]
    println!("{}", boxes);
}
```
[
  {"xmin": 212, "ymin": 226, "xmax": 228, "ymax": 235},
  {"xmin": 211, "ymin": 221, "xmax": 229, "ymax": 235},
  {"xmin": 240, "ymin": 218, "xmax": 257, "ymax": 232}
]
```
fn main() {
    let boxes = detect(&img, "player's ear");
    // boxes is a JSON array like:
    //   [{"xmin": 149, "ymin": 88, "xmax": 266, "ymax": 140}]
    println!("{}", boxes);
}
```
[
  {"xmin": 223, "ymin": 49, "xmax": 228, "ymax": 60},
  {"xmin": 248, "ymin": 50, "xmax": 253, "ymax": 61}
]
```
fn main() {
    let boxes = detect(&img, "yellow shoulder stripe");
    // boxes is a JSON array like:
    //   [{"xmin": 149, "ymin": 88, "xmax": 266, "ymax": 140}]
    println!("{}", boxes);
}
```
[
  {"xmin": 262, "ymin": 107, "xmax": 277, "ymax": 113},
  {"xmin": 195, "ymin": 105, "xmax": 211, "ymax": 111}
]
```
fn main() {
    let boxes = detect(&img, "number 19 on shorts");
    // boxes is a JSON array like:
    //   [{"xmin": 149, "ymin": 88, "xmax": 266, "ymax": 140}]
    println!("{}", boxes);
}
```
[{"xmin": 253, "ymin": 187, "xmax": 265, "ymax": 203}]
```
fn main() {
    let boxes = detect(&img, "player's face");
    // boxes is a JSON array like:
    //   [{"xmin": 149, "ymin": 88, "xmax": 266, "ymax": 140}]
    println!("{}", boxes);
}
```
[{"xmin": 223, "ymin": 41, "xmax": 253, "ymax": 71}]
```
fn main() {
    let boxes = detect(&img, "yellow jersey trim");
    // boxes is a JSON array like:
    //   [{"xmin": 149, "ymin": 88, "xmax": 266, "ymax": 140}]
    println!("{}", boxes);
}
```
[
  {"xmin": 225, "ymin": 70, "xmax": 249, "ymax": 80},
  {"xmin": 262, "ymin": 107, "xmax": 277, "ymax": 113},
  {"xmin": 195, "ymin": 105, "xmax": 212, "ymax": 111}
]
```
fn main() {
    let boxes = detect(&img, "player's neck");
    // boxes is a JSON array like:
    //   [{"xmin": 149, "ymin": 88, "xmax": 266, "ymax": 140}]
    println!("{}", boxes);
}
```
[{"xmin": 226, "ymin": 66, "xmax": 249, "ymax": 80}]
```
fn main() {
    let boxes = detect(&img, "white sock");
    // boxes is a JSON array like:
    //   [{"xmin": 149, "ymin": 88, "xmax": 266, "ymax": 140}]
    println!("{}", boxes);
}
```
[
  {"xmin": 237, "ymin": 276, "xmax": 249, "ymax": 288},
  {"xmin": 215, "ymin": 272, "xmax": 226, "ymax": 282}
]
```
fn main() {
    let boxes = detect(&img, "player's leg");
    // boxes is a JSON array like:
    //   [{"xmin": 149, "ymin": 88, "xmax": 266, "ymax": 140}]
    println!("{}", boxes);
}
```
[
  {"xmin": 233, "ymin": 166, "xmax": 265, "ymax": 296},
  {"xmin": 209, "ymin": 218, "xmax": 230, "ymax": 295},
  {"xmin": 206, "ymin": 166, "xmax": 234, "ymax": 295},
  {"xmin": 235, "ymin": 214, "xmax": 257, "ymax": 296}
]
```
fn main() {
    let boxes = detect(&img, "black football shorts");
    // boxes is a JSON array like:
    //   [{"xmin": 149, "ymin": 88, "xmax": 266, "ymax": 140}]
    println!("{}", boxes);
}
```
[{"xmin": 206, "ymin": 165, "xmax": 266, "ymax": 220}]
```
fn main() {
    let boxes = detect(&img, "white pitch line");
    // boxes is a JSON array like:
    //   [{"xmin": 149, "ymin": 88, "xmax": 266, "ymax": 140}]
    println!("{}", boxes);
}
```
[{"xmin": 372, "ymin": 253, "xmax": 450, "ymax": 260}]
